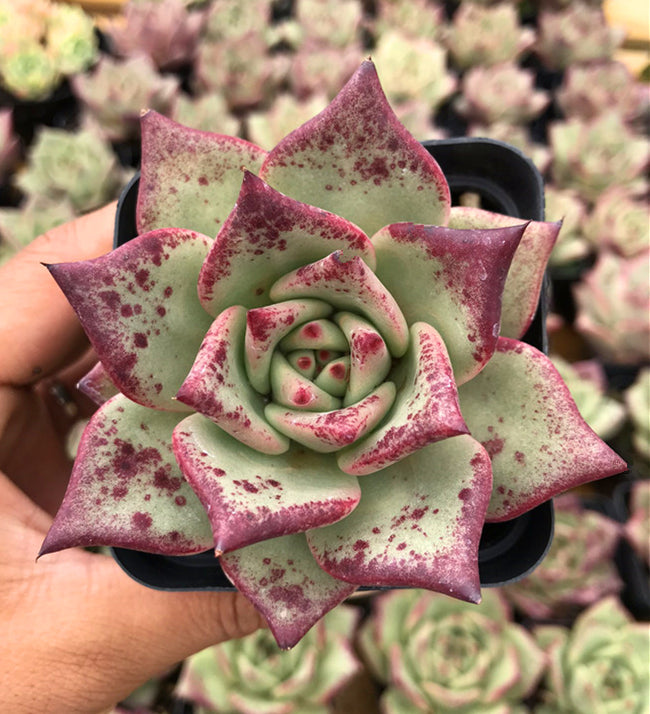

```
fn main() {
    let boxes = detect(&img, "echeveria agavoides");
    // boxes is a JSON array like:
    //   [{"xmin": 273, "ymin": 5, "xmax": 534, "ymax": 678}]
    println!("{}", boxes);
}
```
[{"xmin": 39, "ymin": 61, "xmax": 626, "ymax": 649}]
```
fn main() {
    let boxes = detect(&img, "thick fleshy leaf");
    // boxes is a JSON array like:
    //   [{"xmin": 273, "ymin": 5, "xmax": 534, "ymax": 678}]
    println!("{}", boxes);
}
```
[
  {"xmin": 265, "ymin": 382, "xmax": 397, "ymax": 453},
  {"xmin": 137, "ymin": 111, "xmax": 267, "ymax": 237},
  {"xmin": 40, "ymin": 394, "xmax": 213, "ymax": 556},
  {"xmin": 458, "ymin": 338, "xmax": 627, "ymax": 521},
  {"xmin": 337, "ymin": 322, "xmax": 468, "ymax": 476},
  {"xmin": 48, "ymin": 228, "xmax": 214, "ymax": 411},
  {"xmin": 197, "ymin": 171, "xmax": 375, "ymax": 316},
  {"xmin": 246, "ymin": 299, "xmax": 333, "ymax": 394},
  {"xmin": 286, "ymin": 349, "xmax": 317, "ymax": 379},
  {"xmin": 280, "ymin": 319, "xmax": 348, "ymax": 352},
  {"xmin": 173, "ymin": 414, "xmax": 361, "ymax": 554},
  {"xmin": 176, "ymin": 306, "xmax": 289, "ymax": 455},
  {"xmin": 371, "ymin": 222, "xmax": 525, "ymax": 384},
  {"xmin": 335, "ymin": 312, "xmax": 391, "ymax": 406},
  {"xmin": 259, "ymin": 60, "xmax": 450, "ymax": 237},
  {"xmin": 313, "ymin": 356, "xmax": 350, "ymax": 397},
  {"xmin": 270, "ymin": 253, "xmax": 409, "ymax": 357},
  {"xmin": 270, "ymin": 352, "xmax": 342, "ymax": 411},
  {"xmin": 448, "ymin": 207, "xmax": 560, "ymax": 339},
  {"xmin": 308, "ymin": 434, "xmax": 492, "ymax": 601},
  {"xmin": 77, "ymin": 361, "xmax": 119, "ymax": 405},
  {"xmin": 220, "ymin": 533, "xmax": 358, "ymax": 649}
]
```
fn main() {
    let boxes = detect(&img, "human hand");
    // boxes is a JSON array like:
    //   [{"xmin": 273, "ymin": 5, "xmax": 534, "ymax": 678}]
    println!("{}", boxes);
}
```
[{"xmin": 0, "ymin": 204, "xmax": 265, "ymax": 714}]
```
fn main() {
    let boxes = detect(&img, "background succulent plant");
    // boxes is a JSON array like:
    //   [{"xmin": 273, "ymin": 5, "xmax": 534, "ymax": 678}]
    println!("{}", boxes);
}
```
[
  {"xmin": 625, "ymin": 369, "xmax": 650, "ymax": 461},
  {"xmin": 359, "ymin": 587, "xmax": 546, "ymax": 713}
]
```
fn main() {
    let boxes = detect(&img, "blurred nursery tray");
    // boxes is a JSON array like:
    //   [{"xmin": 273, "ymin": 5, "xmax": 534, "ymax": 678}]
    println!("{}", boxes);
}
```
[{"xmin": 111, "ymin": 137, "xmax": 555, "ymax": 593}]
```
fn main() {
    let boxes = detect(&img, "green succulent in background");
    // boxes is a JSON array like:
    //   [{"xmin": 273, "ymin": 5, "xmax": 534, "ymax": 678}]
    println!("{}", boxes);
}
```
[
  {"xmin": 573, "ymin": 250, "xmax": 650, "ymax": 366},
  {"xmin": 501, "ymin": 493, "xmax": 623, "ymax": 620},
  {"xmin": 358, "ymin": 588, "xmax": 546, "ymax": 714},
  {"xmin": 443, "ymin": 2, "xmax": 536, "ymax": 69},
  {"xmin": 204, "ymin": 0, "xmax": 270, "ymax": 42},
  {"xmin": 16, "ymin": 127, "xmax": 132, "ymax": 214},
  {"xmin": 45, "ymin": 2, "xmax": 98, "ymax": 76},
  {"xmin": 543, "ymin": 186, "xmax": 591, "ymax": 268},
  {"xmin": 295, "ymin": 0, "xmax": 363, "ymax": 49},
  {"xmin": 72, "ymin": 55, "xmax": 180, "ymax": 142},
  {"xmin": 549, "ymin": 113, "xmax": 649, "ymax": 204},
  {"xmin": 625, "ymin": 369, "xmax": 650, "ymax": 462},
  {"xmin": 175, "ymin": 605, "xmax": 362, "ymax": 713},
  {"xmin": 174, "ymin": 92, "xmax": 241, "ymax": 136},
  {"xmin": 583, "ymin": 187, "xmax": 650, "ymax": 259},
  {"xmin": 534, "ymin": 2, "xmax": 625, "ymax": 71},
  {"xmin": 0, "ymin": 42, "xmax": 61, "ymax": 102},
  {"xmin": 374, "ymin": 0, "xmax": 445, "ymax": 43},
  {"xmin": 534, "ymin": 597, "xmax": 650, "ymax": 714},
  {"xmin": 372, "ymin": 31, "xmax": 457, "ymax": 112},
  {"xmin": 549, "ymin": 356, "xmax": 626, "ymax": 439}
]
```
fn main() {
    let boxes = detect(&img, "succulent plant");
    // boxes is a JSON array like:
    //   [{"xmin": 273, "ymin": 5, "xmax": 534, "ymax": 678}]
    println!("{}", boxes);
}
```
[
  {"xmin": 106, "ymin": 0, "xmax": 207, "ymax": 71},
  {"xmin": 556, "ymin": 61, "xmax": 649, "ymax": 123},
  {"xmin": 372, "ymin": 31, "xmax": 457, "ymax": 111},
  {"xmin": 296, "ymin": 0, "xmax": 363, "ymax": 48},
  {"xmin": 443, "ymin": 2, "xmax": 535, "ymax": 69},
  {"xmin": 374, "ymin": 0, "xmax": 445, "ymax": 42},
  {"xmin": 468, "ymin": 123, "xmax": 551, "ymax": 175},
  {"xmin": 289, "ymin": 40, "xmax": 364, "ymax": 101},
  {"xmin": 173, "ymin": 92, "xmax": 241, "ymax": 136},
  {"xmin": 247, "ymin": 93, "xmax": 329, "ymax": 151},
  {"xmin": 550, "ymin": 356, "xmax": 626, "ymax": 440},
  {"xmin": 0, "ymin": 109, "xmax": 19, "ymax": 182},
  {"xmin": 16, "ymin": 127, "xmax": 131, "ymax": 213},
  {"xmin": 502, "ymin": 493, "xmax": 623, "ymax": 620},
  {"xmin": 549, "ymin": 113, "xmax": 649, "ymax": 204},
  {"xmin": 45, "ymin": 1, "xmax": 98, "ymax": 76},
  {"xmin": 455, "ymin": 62, "xmax": 549, "ymax": 126},
  {"xmin": 625, "ymin": 370, "xmax": 650, "ymax": 461},
  {"xmin": 623, "ymin": 480, "xmax": 650, "ymax": 564},
  {"xmin": 204, "ymin": 0, "xmax": 270, "ymax": 41},
  {"xmin": 0, "ymin": 42, "xmax": 61, "ymax": 101},
  {"xmin": 359, "ymin": 587, "xmax": 546, "ymax": 713},
  {"xmin": 193, "ymin": 35, "xmax": 288, "ymax": 111},
  {"xmin": 175, "ymin": 604, "xmax": 361, "ymax": 712},
  {"xmin": 0, "ymin": 195, "xmax": 76, "ymax": 253},
  {"xmin": 574, "ymin": 249, "xmax": 650, "ymax": 365},
  {"xmin": 38, "ymin": 62, "xmax": 625, "ymax": 649},
  {"xmin": 72, "ymin": 55, "xmax": 180, "ymax": 142},
  {"xmin": 543, "ymin": 185, "xmax": 591, "ymax": 267},
  {"xmin": 535, "ymin": 2, "xmax": 625, "ymax": 71},
  {"xmin": 583, "ymin": 186, "xmax": 650, "ymax": 258},
  {"xmin": 534, "ymin": 597, "xmax": 650, "ymax": 713}
]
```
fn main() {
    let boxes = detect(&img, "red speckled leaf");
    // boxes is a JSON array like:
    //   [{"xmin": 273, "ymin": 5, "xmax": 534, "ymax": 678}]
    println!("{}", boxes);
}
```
[
  {"xmin": 220, "ymin": 533, "xmax": 357, "ymax": 649},
  {"xmin": 176, "ymin": 305, "xmax": 290, "ymax": 455},
  {"xmin": 371, "ymin": 222, "xmax": 525, "ymax": 384},
  {"xmin": 458, "ymin": 338, "xmax": 627, "ymax": 521},
  {"xmin": 448, "ymin": 207, "xmax": 560, "ymax": 339},
  {"xmin": 77, "ymin": 361, "xmax": 119, "ymax": 405},
  {"xmin": 337, "ymin": 323, "xmax": 468, "ymax": 476},
  {"xmin": 259, "ymin": 60, "xmax": 450, "ymax": 237},
  {"xmin": 137, "ymin": 111, "xmax": 267, "ymax": 237},
  {"xmin": 270, "ymin": 253, "xmax": 409, "ymax": 358},
  {"xmin": 173, "ymin": 413, "xmax": 361, "ymax": 554},
  {"xmin": 48, "ymin": 228, "xmax": 214, "ymax": 411},
  {"xmin": 40, "ymin": 394, "xmax": 213, "ymax": 557},
  {"xmin": 308, "ymin": 435, "xmax": 492, "ymax": 602},
  {"xmin": 198, "ymin": 172, "xmax": 375, "ymax": 316}
]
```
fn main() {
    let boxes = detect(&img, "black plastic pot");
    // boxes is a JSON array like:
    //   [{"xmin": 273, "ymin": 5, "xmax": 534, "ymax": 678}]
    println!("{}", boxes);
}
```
[{"xmin": 112, "ymin": 137, "xmax": 554, "ymax": 592}]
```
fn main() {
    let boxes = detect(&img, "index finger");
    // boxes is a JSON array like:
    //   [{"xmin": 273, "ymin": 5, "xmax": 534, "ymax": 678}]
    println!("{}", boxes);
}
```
[{"xmin": 0, "ymin": 202, "xmax": 116, "ymax": 387}]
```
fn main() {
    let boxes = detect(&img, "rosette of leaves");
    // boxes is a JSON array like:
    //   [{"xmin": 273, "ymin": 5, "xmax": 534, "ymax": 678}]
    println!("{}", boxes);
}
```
[
  {"xmin": 0, "ymin": 195, "xmax": 76, "ymax": 255},
  {"xmin": 72, "ymin": 55, "xmax": 180, "ymax": 142},
  {"xmin": 534, "ymin": 597, "xmax": 650, "ymax": 714},
  {"xmin": 45, "ymin": 2, "xmax": 97, "ymax": 76},
  {"xmin": 550, "ymin": 357, "xmax": 626, "ymax": 440},
  {"xmin": 535, "ymin": 2, "xmax": 625, "ymax": 71},
  {"xmin": 105, "ymin": 0, "xmax": 207, "ymax": 71},
  {"xmin": 455, "ymin": 62, "xmax": 549, "ymax": 126},
  {"xmin": 38, "ymin": 61, "xmax": 625, "ymax": 649},
  {"xmin": 543, "ymin": 186, "xmax": 590, "ymax": 268},
  {"xmin": 623, "ymin": 480, "xmax": 650, "ymax": 564},
  {"xmin": 443, "ymin": 2, "xmax": 535, "ymax": 69},
  {"xmin": 549, "ymin": 113, "xmax": 649, "ymax": 204},
  {"xmin": 0, "ymin": 109, "xmax": 19, "ymax": 183},
  {"xmin": 296, "ymin": 0, "xmax": 363, "ymax": 48},
  {"xmin": 16, "ymin": 127, "xmax": 131, "ymax": 214},
  {"xmin": 372, "ymin": 31, "xmax": 457, "ymax": 112},
  {"xmin": 204, "ymin": 0, "xmax": 270, "ymax": 42},
  {"xmin": 574, "ymin": 250, "xmax": 650, "ymax": 365},
  {"xmin": 358, "ymin": 587, "xmax": 546, "ymax": 713},
  {"xmin": 502, "ymin": 493, "xmax": 623, "ymax": 620},
  {"xmin": 374, "ymin": 0, "xmax": 446, "ymax": 43},
  {"xmin": 174, "ymin": 93, "xmax": 240, "ymax": 136},
  {"xmin": 556, "ymin": 61, "xmax": 649, "ymax": 123},
  {"xmin": 174, "ymin": 605, "xmax": 361, "ymax": 713},
  {"xmin": 583, "ymin": 187, "xmax": 650, "ymax": 258},
  {"xmin": 625, "ymin": 370, "xmax": 650, "ymax": 461}
]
